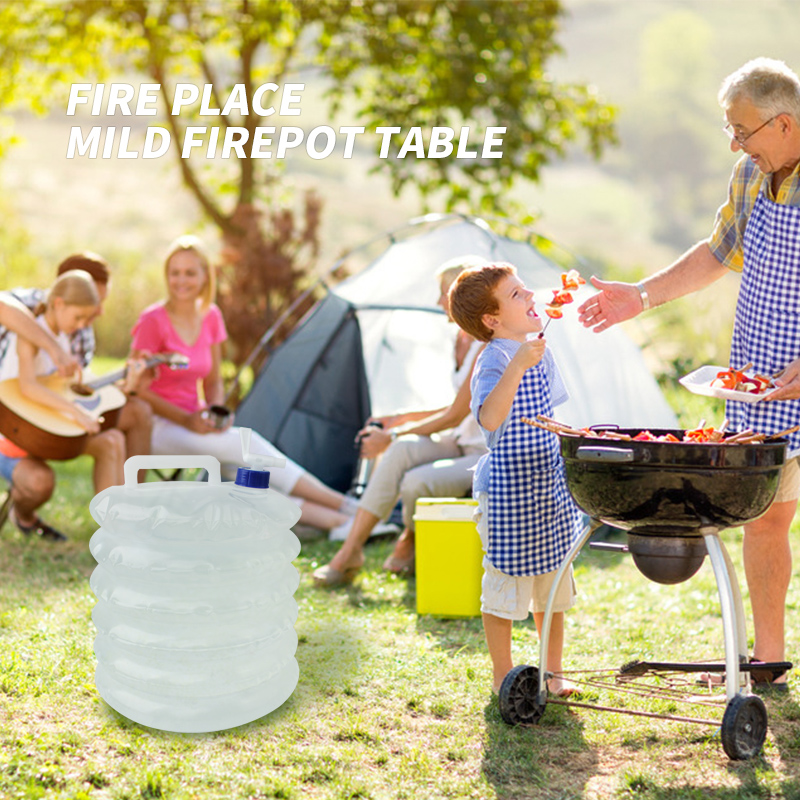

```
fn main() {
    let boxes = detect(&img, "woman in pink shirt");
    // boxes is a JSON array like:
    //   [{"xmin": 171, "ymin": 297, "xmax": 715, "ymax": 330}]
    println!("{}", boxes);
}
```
[{"xmin": 131, "ymin": 236, "xmax": 356, "ymax": 530}]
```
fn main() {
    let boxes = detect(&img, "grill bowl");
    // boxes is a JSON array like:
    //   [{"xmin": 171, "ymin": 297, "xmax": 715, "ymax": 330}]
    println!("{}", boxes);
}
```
[{"xmin": 561, "ymin": 429, "xmax": 786, "ymax": 535}]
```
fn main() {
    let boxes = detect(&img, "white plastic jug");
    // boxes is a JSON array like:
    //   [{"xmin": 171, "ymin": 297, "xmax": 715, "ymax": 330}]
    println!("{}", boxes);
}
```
[{"xmin": 88, "ymin": 430, "xmax": 302, "ymax": 733}]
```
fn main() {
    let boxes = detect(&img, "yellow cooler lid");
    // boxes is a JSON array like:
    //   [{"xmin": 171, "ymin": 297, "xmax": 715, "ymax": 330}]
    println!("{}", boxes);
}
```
[{"xmin": 414, "ymin": 498, "xmax": 478, "ymax": 521}]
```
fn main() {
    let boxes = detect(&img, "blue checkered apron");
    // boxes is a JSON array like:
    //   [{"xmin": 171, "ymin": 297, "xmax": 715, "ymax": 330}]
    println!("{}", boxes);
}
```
[
  {"xmin": 486, "ymin": 360, "xmax": 580, "ymax": 576},
  {"xmin": 729, "ymin": 191, "xmax": 800, "ymax": 456}
]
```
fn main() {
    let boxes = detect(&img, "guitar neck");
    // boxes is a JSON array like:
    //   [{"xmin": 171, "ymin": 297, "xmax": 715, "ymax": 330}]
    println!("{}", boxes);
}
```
[
  {"xmin": 84, "ymin": 355, "xmax": 174, "ymax": 391},
  {"xmin": 86, "ymin": 369, "xmax": 126, "ymax": 390}
]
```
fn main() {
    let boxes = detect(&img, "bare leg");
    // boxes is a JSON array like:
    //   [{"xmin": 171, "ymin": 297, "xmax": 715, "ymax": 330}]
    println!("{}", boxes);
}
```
[
  {"xmin": 291, "ymin": 473, "xmax": 348, "ymax": 512},
  {"xmin": 296, "ymin": 502, "xmax": 350, "ymax": 531},
  {"xmin": 483, "ymin": 612, "xmax": 513, "ymax": 693},
  {"xmin": 742, "ymin": 499, "xmax": 796, "ymax": 683},
  {"xmin": 115, "ymin": 398, "xmax": 153, "ymax": 483},
  {"xmin": 9, "ymin": 458, "xmax": 54, "ymax": 526},
  {"xmin": 83, "ymin": 429, "xmax": 126, "ymax": 493},
  {"xmin": 116, "ymin": 397, "xmax": 153, "ymax": 458}
]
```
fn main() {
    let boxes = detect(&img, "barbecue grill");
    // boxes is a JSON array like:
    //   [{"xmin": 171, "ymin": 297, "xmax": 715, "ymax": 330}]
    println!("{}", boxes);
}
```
[{"xmin": 498, "ymin": 427, "xmax": 790, "ymax": 760}]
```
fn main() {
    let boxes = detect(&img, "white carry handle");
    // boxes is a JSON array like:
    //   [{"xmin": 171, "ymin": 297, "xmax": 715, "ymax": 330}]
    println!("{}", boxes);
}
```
[
  {"xmin": 123, "ymin": 455, "xmax": 222, "ymax": 486},
  {"xmin": 240, "ymin": 428, "xmax": 286, "ymax": 470}
]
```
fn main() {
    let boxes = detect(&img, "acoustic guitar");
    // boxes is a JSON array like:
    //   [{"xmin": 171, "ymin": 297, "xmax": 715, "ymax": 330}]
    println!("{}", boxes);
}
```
[{"xmin": 0, "ymin": 352, "xmax": 188, "ymax": 460}]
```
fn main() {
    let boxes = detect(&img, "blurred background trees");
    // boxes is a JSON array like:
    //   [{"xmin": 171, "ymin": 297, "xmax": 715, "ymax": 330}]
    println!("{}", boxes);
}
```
[
  {"xmin": 0, "ymin": 0, "xmax": 615, "ymax": 365},
  {"xmin": 1, "ymin": 1, "xmax": 797, "ymax": 375}
]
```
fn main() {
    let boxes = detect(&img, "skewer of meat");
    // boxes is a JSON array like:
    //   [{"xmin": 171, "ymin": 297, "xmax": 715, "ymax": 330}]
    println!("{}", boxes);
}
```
[
  {"xmin": 708, "ymin": 419, "xmax": 729, "ymax": 443},
  {"xmin": 722, "ymin": 429, "xmax": 755, "ymax": 443},
  {"xmin": 766, "ymin": 424, "xmax": 800, "ymax": 440}
]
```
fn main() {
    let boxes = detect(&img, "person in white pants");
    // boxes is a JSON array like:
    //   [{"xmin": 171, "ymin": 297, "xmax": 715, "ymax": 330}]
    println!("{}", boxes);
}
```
[{"xmin": 312, "ymin": 257, "xmax": 488, "ymax": 587}]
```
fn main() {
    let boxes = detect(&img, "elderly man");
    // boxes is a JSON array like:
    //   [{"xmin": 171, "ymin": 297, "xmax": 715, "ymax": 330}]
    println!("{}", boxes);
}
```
[{"xmin": 578, "ymin": 57, "xmax": 800, "ymax": 692}]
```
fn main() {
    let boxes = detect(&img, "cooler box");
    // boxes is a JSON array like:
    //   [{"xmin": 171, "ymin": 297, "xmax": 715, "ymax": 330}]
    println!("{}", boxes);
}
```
[{"xmin": 414, "ymin": 498, "xmax": 482, "ymax": 617}]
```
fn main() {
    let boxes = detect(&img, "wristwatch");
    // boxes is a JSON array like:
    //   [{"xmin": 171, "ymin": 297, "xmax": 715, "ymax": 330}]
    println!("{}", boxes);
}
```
[{"xmin": 636, "ymin": 281, "xmax": 650, "ymax": 311}]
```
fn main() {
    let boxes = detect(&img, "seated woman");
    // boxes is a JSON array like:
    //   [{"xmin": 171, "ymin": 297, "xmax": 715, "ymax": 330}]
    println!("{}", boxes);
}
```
[
  {"xmin": 130, "ymin": 235, "xmax": 357, "ymax": 531},
  {"xmin": 313, "ymin": 257, "xmax": 488, "ymax": 587},
  {"xmin": 0, "ymin": 270, "xmax": 126, "ymax": 539}
]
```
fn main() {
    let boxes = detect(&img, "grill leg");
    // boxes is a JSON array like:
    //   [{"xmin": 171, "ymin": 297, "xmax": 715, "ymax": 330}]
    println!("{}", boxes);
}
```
[
  {"xmin": 702, "ymin": 529, "xmax": 748, "ymax": 702},
  {"xmin": 537, "ymin": 518, "xmax": 603, "ymax": 704}
]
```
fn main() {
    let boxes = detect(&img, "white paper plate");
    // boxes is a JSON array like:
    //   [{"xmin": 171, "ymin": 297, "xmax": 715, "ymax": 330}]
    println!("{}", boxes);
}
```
[{"xmin": 679, "ymin": 365, "xmax": 768, "ymax": 404}]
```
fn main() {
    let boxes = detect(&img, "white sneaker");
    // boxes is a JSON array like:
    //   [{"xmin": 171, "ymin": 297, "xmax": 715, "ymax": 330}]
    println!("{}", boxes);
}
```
[
  {"xmin": 339, "ymin": 495, "xmax": 361, "ymax": 516},
  {"xmin": 328, "ymin": 518, "xmax": 354, "ymax": 542},
  {"xmin": 328, "ymin": 520, "xmax": 401, "ymax": 542},
  {"xmin": 370, "ymin": 521, "xmax": 401, "ymax": 539}
]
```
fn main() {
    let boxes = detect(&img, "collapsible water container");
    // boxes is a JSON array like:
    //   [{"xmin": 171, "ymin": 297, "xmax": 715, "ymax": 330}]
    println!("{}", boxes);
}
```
[{"xmin": 89, "ymin": 430, "xmax": 302, "ymax": 733}]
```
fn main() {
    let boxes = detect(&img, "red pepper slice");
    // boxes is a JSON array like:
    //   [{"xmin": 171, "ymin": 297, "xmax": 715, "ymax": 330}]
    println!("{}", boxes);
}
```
[
  {"xmin": 683, "ymin": 427, "xmax": 714, "ymax": 442},
  {"xmin": 561, "ymin": 269, "xmax": 586, "ymax": 291},
  {"xmin": 551, "ymin": 289, "xmax": 574, "ymax": 305},
  {"xmin": 715, "ymin": 369, "xmax": 742, "ymax": 389}
]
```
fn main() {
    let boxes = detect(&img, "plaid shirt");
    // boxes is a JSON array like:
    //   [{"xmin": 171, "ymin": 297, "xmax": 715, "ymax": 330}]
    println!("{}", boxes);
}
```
[
  {"xmin": 0, "ymin": 287, "xmax": 95, "ymax": 369},
  {"xmin": 709, "ymin": 154, "xmax": 800, "ymax": 272}
]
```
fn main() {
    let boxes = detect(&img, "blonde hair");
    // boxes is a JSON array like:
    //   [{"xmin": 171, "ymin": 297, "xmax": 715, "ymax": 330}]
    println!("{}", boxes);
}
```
[
  {"xmin": 164, "ymin": 235, "xmax": 216, "ymax": 309},
  {"xmin": 436, "ymin": 254, "xmax": 490, "ymax": 292},
  {"xmin": 37, "ymin": 270, "xmax": 99, "ymax": 316}
]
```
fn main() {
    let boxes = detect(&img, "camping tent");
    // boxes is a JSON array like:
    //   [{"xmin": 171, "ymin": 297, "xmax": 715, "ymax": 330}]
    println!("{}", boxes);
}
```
[{"xmin": 235, "ymin": 214, "xmax": 677, "ymax": 493}]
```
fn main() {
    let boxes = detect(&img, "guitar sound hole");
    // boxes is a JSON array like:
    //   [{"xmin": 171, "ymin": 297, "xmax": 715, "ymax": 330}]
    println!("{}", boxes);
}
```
[{"xmin": 70, "ymin": 384, "xmax": 94, "ymax": 397}]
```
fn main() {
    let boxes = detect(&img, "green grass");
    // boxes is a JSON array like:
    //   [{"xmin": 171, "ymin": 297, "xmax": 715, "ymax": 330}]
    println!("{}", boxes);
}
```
[{"xmin": 2, "ymin": 390, "xmax": 800, "ymax": 799}]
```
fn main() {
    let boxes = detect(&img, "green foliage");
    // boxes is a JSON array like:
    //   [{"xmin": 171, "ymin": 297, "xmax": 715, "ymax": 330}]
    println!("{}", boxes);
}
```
[
  {"xmin": 0, "ymin": 0, "xmax": 616, "ymax": 219},
  {"xmin": 317, "ymin": 0, "xmax": 617, "ymax": 215},
  {"xmin": 0, "ymin": 200, "xmax": 50, "ymax": 289}
]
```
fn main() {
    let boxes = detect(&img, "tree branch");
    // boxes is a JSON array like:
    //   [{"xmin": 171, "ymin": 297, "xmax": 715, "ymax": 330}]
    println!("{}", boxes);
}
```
[
  {"xmin": 199, "ymin": 56, "xmax": 236, "ymax": 129},
  {"xmin": 237, "ymin": 3, "xmax": 257, "ymax": 207},
  {"xmin": 150, "ymin": 58, "xmax": 234, "ymax": 234}
]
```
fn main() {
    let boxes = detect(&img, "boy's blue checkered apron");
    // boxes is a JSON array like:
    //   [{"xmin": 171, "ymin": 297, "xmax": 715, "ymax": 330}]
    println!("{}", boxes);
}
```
[
  {"xmin": 729, "ymin": 191, "xmax": 800, "ymax": 457},
  {"xmin": 487, "ymin": 359, "xmax": 580, "ymax": 576}
]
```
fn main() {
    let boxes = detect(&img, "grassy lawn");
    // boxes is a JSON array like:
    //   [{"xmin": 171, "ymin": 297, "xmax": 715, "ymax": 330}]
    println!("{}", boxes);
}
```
[{"xmin": 2, "ymin": 387, "xmax": 800, "ymax": 799}]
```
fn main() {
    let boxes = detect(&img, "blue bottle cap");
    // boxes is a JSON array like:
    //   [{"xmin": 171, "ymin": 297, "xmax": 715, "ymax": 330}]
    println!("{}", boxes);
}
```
[{"xmin": 235, "ymin": 467, "xmax": 270, "ymax": 489}]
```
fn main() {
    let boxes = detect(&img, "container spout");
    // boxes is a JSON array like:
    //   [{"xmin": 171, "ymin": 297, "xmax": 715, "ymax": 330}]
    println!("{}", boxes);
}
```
[{"xmin": 236, "ymin": 428, "xmax": 286, "ymax": 488}]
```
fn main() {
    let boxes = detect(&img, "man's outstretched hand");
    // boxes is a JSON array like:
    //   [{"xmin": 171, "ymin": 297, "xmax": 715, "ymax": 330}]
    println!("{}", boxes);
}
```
[{"xmin": 577, "ymin": 276, "xmax": 643, "ymax": 332}]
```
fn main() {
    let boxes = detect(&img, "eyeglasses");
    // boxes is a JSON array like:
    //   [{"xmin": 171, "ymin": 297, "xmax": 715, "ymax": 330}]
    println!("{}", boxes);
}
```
[{"xmin": 723, "ymin": 114, "xmax": 780, "ymax": 148}]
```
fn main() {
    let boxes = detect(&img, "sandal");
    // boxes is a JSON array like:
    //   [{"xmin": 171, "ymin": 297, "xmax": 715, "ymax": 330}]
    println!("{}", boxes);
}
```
[
  {"xmin": 312, "ymin": 562, "xmax": 360, "ymax": 588},
  {"xmin": 750, "ymin": 659, "xmax": 790, "ymax": 694},
  {"xmin": 382, "ymin": 553, "xmax": 415, "ymax": 575},
  {"xmin": 696, "ymin": 657, "xmax": 791, "ymax": 693},
  {"xmin": 383, "ymin": 529, "xmax": 415, "ymax": 574},
  {"xmin": 10, "ymin": 506, "xmax": 68, "ymax": 542},
  {"xmin": 753, "ymin": 680, "xmax": 789, "ymax": 695}
]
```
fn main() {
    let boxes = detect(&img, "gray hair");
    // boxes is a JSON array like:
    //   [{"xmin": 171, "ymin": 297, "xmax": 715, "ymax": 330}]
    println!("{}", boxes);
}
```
[{"xmin": 718, "ymin": 58, "xmax": 800, "ymax": 123}]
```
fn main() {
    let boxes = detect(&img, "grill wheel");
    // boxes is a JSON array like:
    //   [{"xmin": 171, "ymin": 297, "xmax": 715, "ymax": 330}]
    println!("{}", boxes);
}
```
[
  {"xmin": 721, "ymin": 694, "xmax": 768, "ymax": 760},
  {"xmin": 498, "ymin": 665, "xmax": 546, "ymax": 726}
]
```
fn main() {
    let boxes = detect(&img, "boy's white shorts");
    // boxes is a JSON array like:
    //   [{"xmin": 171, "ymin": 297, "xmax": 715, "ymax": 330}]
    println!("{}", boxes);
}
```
[{"xmin": 475, "ymin": 492, "xmax": 577, "ymax": 621}]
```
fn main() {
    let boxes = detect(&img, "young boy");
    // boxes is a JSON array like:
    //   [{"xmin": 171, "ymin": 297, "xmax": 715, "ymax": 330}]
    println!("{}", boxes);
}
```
[{"xmin": 449, "ymin": 263, "xmax": 581, "ymax": 697}]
